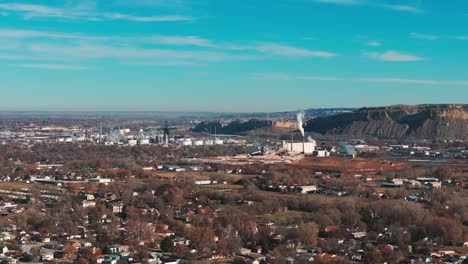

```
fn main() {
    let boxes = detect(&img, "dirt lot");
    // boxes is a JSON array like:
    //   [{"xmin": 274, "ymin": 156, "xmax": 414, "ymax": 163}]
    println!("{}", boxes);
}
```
[
  {"xmin": 0, "ymin": 182, "xmax": 34, "ymax": 190},
  {"xmin": 293, "ymin": 156, "xmax": 412, "ymax": 174},
  {"xmin": 145, "ymin": 170, "xmax": 250, "ymax": 182}
]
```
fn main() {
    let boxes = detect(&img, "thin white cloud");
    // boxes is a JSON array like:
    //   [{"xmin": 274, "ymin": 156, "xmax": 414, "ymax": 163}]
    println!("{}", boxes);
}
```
[
  {"xmin": 0, "ymin": 28, "xmax": 334, "ymax": 59},
  {"xmin": 145, "ymin": 35, "xmax": 215, "ymax": 47},
  {"xmin": 0, "ymin": 54, "xmax": 36, "ymax": 60},
  {"xmin": 253, "ymin": 73, "xmax": 341, "ymax": 81},
  {"xmin": 0, "ymin": 28, "xmax": 79, "ymax": 39},
  {"xmin": 0, "ymin": 3, "xmax": 193, "ymax": 22},
  {"xmin": 0, "ymin": 3, "xmax": 61, "ymax": 15},
  {"xmin": 410, "ymin": 32, "xmax": 439, "ymax": 40},
  {"xmin": 364, "ymin": 50, "xmax": 424, "ymax": 62},
  {"xmin": 0, "ymin": 3, "xmax": 88, "ymax": 20},
  {"xmin": 366, "ymin": 41, "xmax": 381, "ymax": 46},
  {"xmin": 25, "ymin": 42, "xmax": 259, "ymax": 63},
  {"xmin": 378, "ymin": 4, "xmax": 423, "ymax": 14},
  {"xmin": 313, "ymin": 0, "xmax": 360, "ymax": 5},
  {"xmin": 355, "ymin": 78, "xmax": 439, "ymax": 85},
  {"xmin": 0, "ymin": 28, "xmax": 219, "ymax": 52},
  {"xmin": 302, "ymin": 37, "xmax": 320, "ymax": 41},
  {"xmin": 103, "ymin": 13, "xmax": 192, "ymax": 22},
  {"xmin": 120, "ymin": 0, "xmax": 188, "ymax": 7},
  {"xmin": 17, "ymin": 63, "xmax": 91, "ymax": 70},
  {"xmin": 0, "ymin": 28, "xmax": 337, "ymax": 66},
  {"xmin": 253, "ymin": 74, "xmax": 468, "ymax": 86},
  {"xmin": 355, "ymin": 78, "xmax": 468, "ymax": 86},
  {"xmin": 256, "ymin": 43, "xmax": 336, "ymax": 58},
  {"xmin": 447, "ymin": 81, "xmax": 468, "ymax": 86},
  {"xmin": 0, "ymin": 28, "xmax": 213, "ymax": 44},
  {"xmin": 121, "ymin": 61, "xmax": 207, "ymax": 67},
  {"xmin": 452, "ymin": 36, "xmax": 468, "ymax": 40},
  {"xmin": 220, "ymin": 43, "xmax": 253, "ymax": 51},
  {"xmin": 313, "ymin": 0, "xmax": 423, "ymax": 13}
]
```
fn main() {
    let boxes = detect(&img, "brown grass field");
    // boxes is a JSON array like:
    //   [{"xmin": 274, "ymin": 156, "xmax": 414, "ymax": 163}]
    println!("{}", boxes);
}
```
[
  {"xmin": 293, "ymin": 156, "xmax": 412, "ymax": 174},
  {"xmin": 0, "ymin": 182, "xmax": 34, "ymax": 190}
]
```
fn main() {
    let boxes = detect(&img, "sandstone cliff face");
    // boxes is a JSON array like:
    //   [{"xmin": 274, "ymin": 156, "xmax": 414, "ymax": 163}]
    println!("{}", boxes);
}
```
[{"xmin": 304, "ymin": 104, "xmax": 468, "ymax": 140}]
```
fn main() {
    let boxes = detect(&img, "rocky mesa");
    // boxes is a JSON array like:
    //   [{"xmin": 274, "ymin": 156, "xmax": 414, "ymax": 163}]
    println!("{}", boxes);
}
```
[{"xmin": 304, "ymin": 104, "xmax": 468, "ymax": 140}]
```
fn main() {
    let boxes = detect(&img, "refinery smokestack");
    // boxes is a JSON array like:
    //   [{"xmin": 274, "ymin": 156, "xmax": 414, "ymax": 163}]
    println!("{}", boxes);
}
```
[
  {"xmin": 296, "ymin": 111, "xmax": 305, "ymax": 138},
  {"xmin": 296, "ymin": 111, "xmax": 305, "ymax": 153}
]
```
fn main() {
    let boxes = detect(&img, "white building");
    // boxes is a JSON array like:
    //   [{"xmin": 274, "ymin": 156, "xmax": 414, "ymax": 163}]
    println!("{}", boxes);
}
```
[
  {"xmin": 299, "ymin": 185, "xmax": 318, "ymax": 194},
  {"xmin": 192, "ymin": 140, "xmax": 204, "ymax": 146},
  {"xmin": 139, "ymin": 139, "xmax": 150, "ymax": 145},
  {"xmin": 82, "ymin": 200, "xmax": 96, "ymax": 208},
  {"xmin": 313, "ymin": 149, "xmax": 330, "ymax": 157},
  {"xmin": 282, "ymin": 141, "xmax": 316, "ymax": 155}
]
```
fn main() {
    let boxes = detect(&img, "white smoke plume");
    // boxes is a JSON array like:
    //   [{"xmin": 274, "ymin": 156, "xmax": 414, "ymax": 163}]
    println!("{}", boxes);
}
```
[
  {"xmin": 296, "ymin": 111, "xmax": 305, "ymax": 138},
  {"xmin": 307, "ymin": 136, "xmax": 315, "ymax": 142},
  {"xmin": 342, "ymin": 144, "xmax": 357, "ymax": 156}
]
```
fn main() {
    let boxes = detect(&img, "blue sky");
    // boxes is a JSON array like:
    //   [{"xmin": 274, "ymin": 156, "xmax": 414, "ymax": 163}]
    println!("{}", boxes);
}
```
[{"xmin": 0, "ymin": 0, "xmax": 467, "ymax": 112}]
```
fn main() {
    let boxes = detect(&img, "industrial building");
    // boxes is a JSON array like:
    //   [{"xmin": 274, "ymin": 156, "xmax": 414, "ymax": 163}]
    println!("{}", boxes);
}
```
[{"xmin": 282, "ymin": 140, "xmax": 317, "ymax": 155}]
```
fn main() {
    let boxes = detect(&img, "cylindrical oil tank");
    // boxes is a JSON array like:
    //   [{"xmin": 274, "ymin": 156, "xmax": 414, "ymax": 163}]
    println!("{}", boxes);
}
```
[
  {"xmin": 139, "ymin": 139, "xmax": 150, "ymax": 145},
  {"xmin": 193, "ymin": 140, "xmax": 204, "ymax": 146},
  {"xmin": 181, "ymin": 140, "xmax": 192, "ymax": 146}
]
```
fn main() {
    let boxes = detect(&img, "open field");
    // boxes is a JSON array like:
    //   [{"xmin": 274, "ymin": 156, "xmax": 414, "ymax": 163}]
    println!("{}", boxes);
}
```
[
  {"xmin": 256, "ymin": 210, "xmax": 315, "ymax": 225},
  {"xmin": 145, "ymin": 171, "xmax": 251, "ymax": 182},
  {"xmin": 0, "ymin": 182, "xmax": 33, "ymax": 190},
  {"xmin": 293, "ymin": 157, "xmax": 412, "ymax": 174}
]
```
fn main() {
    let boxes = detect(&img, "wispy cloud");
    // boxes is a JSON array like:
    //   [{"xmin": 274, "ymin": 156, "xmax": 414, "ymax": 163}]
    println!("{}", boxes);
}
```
[
  {"xmin": 103, "ymin": 13, "xmax": 192, "ymax": 22},
  {"xmin": 0, "ymin": 3, "xmax": 60, "ymax": 15},
  {"xmin": 0, "ymin": 3, "xmax": 89, "ymax": 20},
  {"xmin": 0, "ymin": 28, "xmax": 339, "ymax": 66},
  {"xmin": 313, "ymin": 0, "xmax": 423, "ymax": 13},
  {"xmin": 253, "ymin": 73, "xmax": 468, "ymax": 86},
  {"xmin": 252, "ymin": 73, "xmax": 342, "ymax": 81},
  {"xmin": 26, "ymin": 43, "xmax": 230, "ymax": 62},
  {"xmin": 0, "ymin": 28, "xmax": 81, "ymax": 39},
  {"xmin": 145, "ymin": 35, "xmax": 215, "ymax": 47},
  {"xmin": 379, "ymin": 4, "xmax": 422, "ymax": 14},
  {"xmin": 120, "ymin": 0, "xmax": 188, "ymax": 7},
  {"xmin": 313, "ymin": 0, "xmax": 360, "ymax": 5},
  {"xmin": 17, "ymin": 63, "xmax": 91, "ymax": 70},
  {"xmin": 355, "ymin": 78, "xmax": 468, "ymax": 86},
  {"xmin": 354, "ymin": 35, "xmax": 381, "ymax": 47},
  {"xmin": 256, "ymin": 43, "xmax": 336, "ymax": 58},
  {"xmin": 0, "ymin": 3, "xmax": 194, "ymax": 22},
  {"xmin": 452, "ymin": 36, "xmax": 468, "ymax": 40},
  {"xmin": 364, "ymin": 50, "xmax": 424, "ymax": 62},
  {"xmin": 355, "ymin": 78, "xmax": 439, "ymax": 85},
  {"xmin": 0, "ymin": 54, "xmax": 44, "ymax": 60},
  {"xmin": 366, "ymin": 41, "xmax": 381, "ymax": 46},
  {"xmin": 302, "ymin": 37, "xmax": 320, "ymax": 41},
  {"xmin": 410, "ymin": 32, "xmax": 439, "ymax": 40},
  {"xmin": 119, "ymin": 60, "xmax": 207, "ymax": 67}
]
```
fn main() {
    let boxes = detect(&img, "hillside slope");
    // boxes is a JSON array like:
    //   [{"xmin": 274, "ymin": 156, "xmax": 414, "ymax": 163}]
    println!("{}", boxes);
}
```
[{"xmin": 304, "ymin": 104, "xmax": 468, "ymax": 139}]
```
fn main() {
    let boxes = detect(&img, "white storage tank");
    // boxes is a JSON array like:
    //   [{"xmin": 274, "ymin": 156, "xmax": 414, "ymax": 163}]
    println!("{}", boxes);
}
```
[
  {"xmin": 139, "ymin": 139, "xmax": 150, "ymax": 145},
  {"xmin": 128, "ymin": 139, "xmax": 137, "ymax": 146},
  {"xmin": 193, "ymin": 140, "xmax": 204, "ymax": 146},
  {"xmin": 204, "ymin": 140, "xmax": 214, "ymax": 145},
  {"xmin": 181, "ymin": 140, "xmax": 192, "ymax": 146},
  {"xmin": 214, "ymin": 139, "xmax": 224, "ymax": 145}
]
